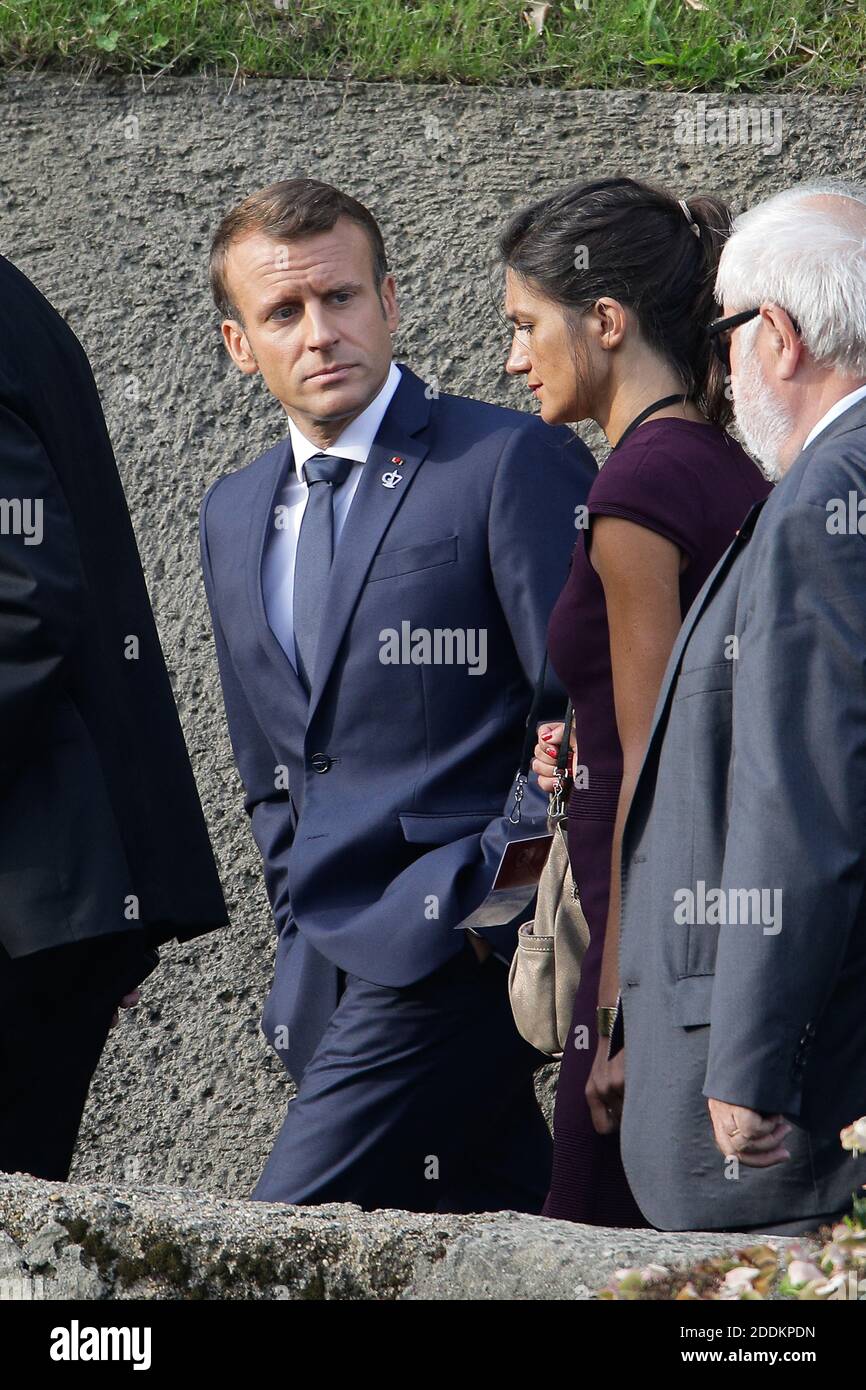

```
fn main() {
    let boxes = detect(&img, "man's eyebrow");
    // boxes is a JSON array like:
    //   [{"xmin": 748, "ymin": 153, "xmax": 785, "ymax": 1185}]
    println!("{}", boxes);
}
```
[
  {"xmin": 261, "ymin": 280, "xmax": 365, "ymax": 315},
  {"xmin": 322, "ymin": 280, "xmax": 365, "ymax": 296}
]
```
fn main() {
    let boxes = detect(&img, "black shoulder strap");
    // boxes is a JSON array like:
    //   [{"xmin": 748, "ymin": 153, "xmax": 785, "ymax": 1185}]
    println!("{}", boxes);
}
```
[
  {"xmin": 510, "ymin": 651, "xmax": 573, "ymax": 823},
  {"xmin": 517, "ymin": 650, "xmax": 548, "ymax": 778},
  {"xmin": 518, "ymin": 653, "xmax": 573, "ymax": 778}
]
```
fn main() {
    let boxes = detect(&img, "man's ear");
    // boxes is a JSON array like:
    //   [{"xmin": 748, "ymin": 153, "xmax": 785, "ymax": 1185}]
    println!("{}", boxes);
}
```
[
  {"xmin": 221, "ymin": 319, "xmax": 259, "ymax": 376},
  {"xmin": 762, "ymin": 303, "xmax": 801, "ymax": 382},
  {"xmin": 380, "ymin": 273, "xmax": 400, "ymax": 334}
]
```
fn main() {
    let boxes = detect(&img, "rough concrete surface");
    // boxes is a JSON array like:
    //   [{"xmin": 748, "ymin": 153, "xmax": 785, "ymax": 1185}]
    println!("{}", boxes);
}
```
[
  {"xmin": 0, "ymin": 76, "xmax": 862, "ymax": 1217},
  {"xmin": 0, "ymin": 1173, "xmax": 801, "ymax": 1301}
]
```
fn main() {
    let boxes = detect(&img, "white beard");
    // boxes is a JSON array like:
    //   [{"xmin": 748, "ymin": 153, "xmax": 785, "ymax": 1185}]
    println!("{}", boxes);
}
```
[{"xmin": 732, "ymin": 337, "xmax": 795, "ymax": 482}]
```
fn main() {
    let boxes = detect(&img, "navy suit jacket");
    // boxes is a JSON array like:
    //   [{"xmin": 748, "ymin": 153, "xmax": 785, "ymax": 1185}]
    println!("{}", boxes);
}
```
[{"xmin": 200, "ymin": 362, "xmax": 595, "ymax": 1075}]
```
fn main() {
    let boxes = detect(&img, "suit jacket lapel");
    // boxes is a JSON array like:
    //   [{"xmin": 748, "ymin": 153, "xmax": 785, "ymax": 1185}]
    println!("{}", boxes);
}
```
[
  {"xmin": 246, "ymin": 437, "xmax": 310, "ymax": 725},
  {"xmin": 307, "ymin": 364, "xmax": 432, "ymax": 722}
]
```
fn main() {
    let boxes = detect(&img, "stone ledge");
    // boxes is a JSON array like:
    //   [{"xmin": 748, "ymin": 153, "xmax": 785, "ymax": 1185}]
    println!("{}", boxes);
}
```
[{"xmin": 0, "ymin": 1174, "xmax": 801, "ymax": 1301}]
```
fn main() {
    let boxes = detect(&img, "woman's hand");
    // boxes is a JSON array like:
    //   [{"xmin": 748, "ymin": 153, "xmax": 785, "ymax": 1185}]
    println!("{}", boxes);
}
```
[
  {"xmin": 586, "ymin": 1037, "xmax": 625, "ymax": 1134},
  {"xmin": 532, "ymin": 721, "xmax": 577, "ymax": 794}
]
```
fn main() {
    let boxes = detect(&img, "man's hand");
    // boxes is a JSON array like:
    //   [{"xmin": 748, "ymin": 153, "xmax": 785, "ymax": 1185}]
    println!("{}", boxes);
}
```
[
  {"xmin": 109, "ymin": 988, "xmax": 141, "ymax": 1030},
  {"xmin": 707, "ymin": 1097, "xmax": 792, "ymax": 1166},
  {"xmin": 587, "ymin": 1038, "xmax": 625, "ymax": 1134},
  {"xmin": 468, "ymin": 933, "xmax": 493, "ymax": 964}
]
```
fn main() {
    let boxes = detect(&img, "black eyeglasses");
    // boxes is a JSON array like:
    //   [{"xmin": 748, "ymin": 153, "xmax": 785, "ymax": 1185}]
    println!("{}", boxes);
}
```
[
  {"xmin": 707, "ymin": 308, "xmax": 759, "ymax": 371},
  {"xmin": 708, "ymin": 307, "xmax": 801, "ymax": 372}
]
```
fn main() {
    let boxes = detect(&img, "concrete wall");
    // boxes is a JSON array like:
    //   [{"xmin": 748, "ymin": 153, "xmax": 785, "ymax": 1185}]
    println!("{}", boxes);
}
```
[{"xmin": 0, "ymin": 76, "xmax": 862, "ymax": 1195}]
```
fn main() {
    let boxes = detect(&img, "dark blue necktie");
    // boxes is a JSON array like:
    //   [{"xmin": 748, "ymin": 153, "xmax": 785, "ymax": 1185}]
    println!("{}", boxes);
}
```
[{"xmin": 292, "ymin": 452, "xmax": 354, "ymax": 691}]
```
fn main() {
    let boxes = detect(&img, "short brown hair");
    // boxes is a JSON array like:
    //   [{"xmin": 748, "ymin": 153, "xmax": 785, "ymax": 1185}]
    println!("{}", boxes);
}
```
[{"xmin": 209, "ymin": 177, "xmax": 390, "ymax": 321}]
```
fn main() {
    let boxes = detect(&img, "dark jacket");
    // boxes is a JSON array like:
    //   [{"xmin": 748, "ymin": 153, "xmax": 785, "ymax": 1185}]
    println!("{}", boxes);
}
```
[{"xmin": 0, "ymin": 254, "xmax": 227, "ymax": 958}]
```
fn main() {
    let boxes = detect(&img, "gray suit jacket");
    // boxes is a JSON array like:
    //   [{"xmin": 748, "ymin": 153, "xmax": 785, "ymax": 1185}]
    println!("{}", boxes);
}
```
[{"xmin": 619, "ymin": 394, "xmax": 866, "ymax": 1231}]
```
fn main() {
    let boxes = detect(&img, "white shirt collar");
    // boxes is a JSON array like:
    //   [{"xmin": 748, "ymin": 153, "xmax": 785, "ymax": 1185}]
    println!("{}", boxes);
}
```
[
  {"xmin": 802, "ymin": 382, "xmax": 866, "ymax": 451},
  {"xmin": 286, "ymin": 361, "xmax": 403, "ymax": 480}
]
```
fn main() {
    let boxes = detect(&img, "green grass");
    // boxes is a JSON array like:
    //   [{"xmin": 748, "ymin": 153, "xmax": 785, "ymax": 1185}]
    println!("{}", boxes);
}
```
[{"xmin": 0, "ymin": 0, "xmax": 863, "ymax": 90}]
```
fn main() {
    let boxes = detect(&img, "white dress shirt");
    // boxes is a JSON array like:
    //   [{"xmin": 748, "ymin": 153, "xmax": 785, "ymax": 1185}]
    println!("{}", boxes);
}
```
[
  {"xmin": 802, "ymin": 382, "xmax": 866, "ymax": 451},
  {"xmin": 261, "ymin": 361, "xmax": 403, "ymax": 669}
]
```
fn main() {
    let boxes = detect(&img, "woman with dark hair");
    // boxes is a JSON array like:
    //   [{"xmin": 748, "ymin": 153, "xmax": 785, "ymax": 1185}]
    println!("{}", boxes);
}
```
[{"xmin": 498, "ymin": 177, "xmax": 771, "ymax": 1226}]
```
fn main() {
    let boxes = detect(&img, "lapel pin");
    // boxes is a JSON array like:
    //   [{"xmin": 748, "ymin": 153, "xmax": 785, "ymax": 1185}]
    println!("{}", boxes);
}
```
[{"xmin": 381, "ymin": 456, "xmax": 405, "ymax": 489}]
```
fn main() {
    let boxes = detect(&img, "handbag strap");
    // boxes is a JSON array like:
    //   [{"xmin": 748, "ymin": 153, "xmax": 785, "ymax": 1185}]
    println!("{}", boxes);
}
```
[
  {"xmin": 509, "ymin": 650, "xmax": 574, "ymax": 824},
  {"xmin": 549, "ymin": 698, "xmax": 574, "ymax": 820},
  {"xmin": 517, "ymin": 650, "xmax": 550, "ymax": 780}
]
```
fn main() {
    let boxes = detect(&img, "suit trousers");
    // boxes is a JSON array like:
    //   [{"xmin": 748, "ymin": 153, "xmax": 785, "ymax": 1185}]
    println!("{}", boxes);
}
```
[
  {"xmin": 0, "ymin": 933, "xmax": 158, "ymax": 1181},
  {"xmin": 251, "ymin": 937, "xmax": 553, "ymax": 1212}
]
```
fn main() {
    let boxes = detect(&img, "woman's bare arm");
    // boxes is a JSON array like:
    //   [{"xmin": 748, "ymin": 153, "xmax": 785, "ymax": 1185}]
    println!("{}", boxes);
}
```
[{"xmin": 585, "ymin": 514, "xmax": 684, "ymax": 1133}]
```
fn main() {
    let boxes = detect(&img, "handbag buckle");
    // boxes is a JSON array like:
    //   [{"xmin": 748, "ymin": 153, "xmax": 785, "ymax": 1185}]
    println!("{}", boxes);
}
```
[
  {"xmin": 548, "ymin": 770, "xmax": 568, "ymax": 821},
  {"xmin": 509, "ymin": 773, "xmax": 527, "ymax": 824}
]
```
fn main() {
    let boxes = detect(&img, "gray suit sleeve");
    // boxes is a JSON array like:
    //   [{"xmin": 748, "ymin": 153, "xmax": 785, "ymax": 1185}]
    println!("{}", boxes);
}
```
[{"xmin": 704, "ymin": 498, "xmax": 866, "ymax": 1116}]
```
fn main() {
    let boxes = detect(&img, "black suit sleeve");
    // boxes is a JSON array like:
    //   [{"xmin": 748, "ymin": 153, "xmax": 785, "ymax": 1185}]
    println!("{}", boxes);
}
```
[{"xmin": 0, "ymin": 400, "xmax": 86, "ymax": 778}]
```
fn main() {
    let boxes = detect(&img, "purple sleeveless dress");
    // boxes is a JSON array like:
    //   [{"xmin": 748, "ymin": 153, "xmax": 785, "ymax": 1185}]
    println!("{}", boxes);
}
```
[{"xmin": 543, "ymin": 419, "xmax": 771, "ymax": 1226}]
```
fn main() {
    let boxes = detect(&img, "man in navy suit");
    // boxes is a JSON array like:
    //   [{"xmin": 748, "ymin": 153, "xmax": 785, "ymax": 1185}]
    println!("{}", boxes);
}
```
[{"xmin": 200, "ymin": 178, "xmax": 595, "ymax": 1211}]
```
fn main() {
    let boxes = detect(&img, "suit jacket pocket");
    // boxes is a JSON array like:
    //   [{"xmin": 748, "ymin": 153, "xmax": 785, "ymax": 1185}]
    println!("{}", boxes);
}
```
[
  {"xmin": 673, "ymin": 660, "xmax": 734, "ymax": 701},
  {"xmin": 399, "ymin": 810, "xmax": 498, "ymax": 845},
  {"xmin": 672, "ymin": 973, "xmax": 714, "ymax": 1027},
  {"xmin": 367, "ymin": 535, "xmax": 458, "ymax": 582}
]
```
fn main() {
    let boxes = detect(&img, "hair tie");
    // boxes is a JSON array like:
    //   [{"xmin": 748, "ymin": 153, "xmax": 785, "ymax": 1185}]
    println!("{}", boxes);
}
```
[{"xmin": 678, "ymin": 198, "xmax": 701, "ymax": 239}]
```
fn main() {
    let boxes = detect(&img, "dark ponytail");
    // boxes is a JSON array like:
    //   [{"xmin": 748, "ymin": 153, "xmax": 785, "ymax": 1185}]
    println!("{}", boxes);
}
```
[{"xmin": 496, "ymin": 176, "xmax": 734, "ymax": 428}]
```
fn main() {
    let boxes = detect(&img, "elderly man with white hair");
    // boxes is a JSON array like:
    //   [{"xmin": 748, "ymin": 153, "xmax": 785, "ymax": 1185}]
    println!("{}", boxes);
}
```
[{"xmin": 614, "ymin": 181, "xmax": 866, "ymax": 1234}]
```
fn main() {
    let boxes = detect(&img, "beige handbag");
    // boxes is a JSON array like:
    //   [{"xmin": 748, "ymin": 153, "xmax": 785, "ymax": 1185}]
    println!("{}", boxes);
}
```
[{"xmin": 508, "ymin": 696, "xmax": 591, "ymax": 1057}]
